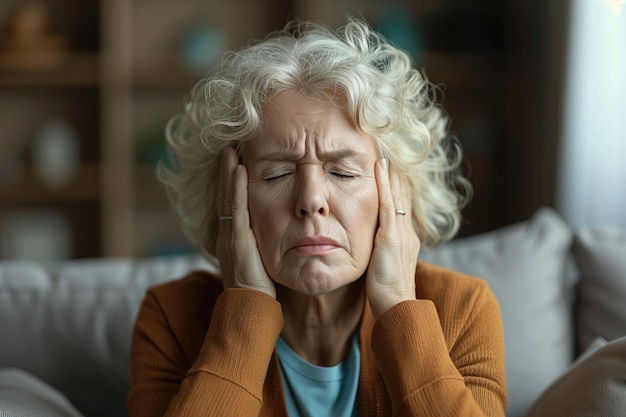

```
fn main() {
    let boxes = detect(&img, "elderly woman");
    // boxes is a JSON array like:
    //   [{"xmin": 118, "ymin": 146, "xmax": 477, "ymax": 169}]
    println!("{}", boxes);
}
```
[{"xmin": 128, "ymin": 18, "xmax": 507, "ymax": 417}]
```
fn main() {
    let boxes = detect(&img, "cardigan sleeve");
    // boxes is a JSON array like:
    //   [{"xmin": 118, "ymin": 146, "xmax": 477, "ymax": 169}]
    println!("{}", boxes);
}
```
[
  {"xmin": 128, "ymin": 287, "xmax": 283, "ymax": 417},
  {"xmin": 371, "ymin": 280, "xmax": 507, "ymax": 417}
]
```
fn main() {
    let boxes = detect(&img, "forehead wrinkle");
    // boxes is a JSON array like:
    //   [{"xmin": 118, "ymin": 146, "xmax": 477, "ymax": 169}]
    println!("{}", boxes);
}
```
[
  {"xmin": 255, "ymin": 144, "xmax": 367, "ymax": 164},
  {"xmin": 254, "ymin": 125, "xmax": 308, "ymax": 163},
  {"xmin": 255, "ymin": 121, "xmax": 371, "ymax": 163},
  {"xmin": 254, "ymin": 93, "xmax": 370, "ymax": 163}
]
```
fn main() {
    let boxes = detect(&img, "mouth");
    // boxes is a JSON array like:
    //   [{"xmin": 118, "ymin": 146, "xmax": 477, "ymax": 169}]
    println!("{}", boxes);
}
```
[{"xmin": 290, "ymin": 236, "xmax": 341, "ymax": 255}]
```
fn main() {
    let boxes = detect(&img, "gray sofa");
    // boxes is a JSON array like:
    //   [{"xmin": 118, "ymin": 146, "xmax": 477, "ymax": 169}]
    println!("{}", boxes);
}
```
[{"xmin": 1, "ymin": 207, "xmax": 624, "ymax": 417}]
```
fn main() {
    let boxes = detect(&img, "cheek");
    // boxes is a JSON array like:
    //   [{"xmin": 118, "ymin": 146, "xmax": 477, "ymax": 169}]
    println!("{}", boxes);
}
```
[
  {"xmin": 247, "ymin": 184, "xmax": 290, "ymax": 251},
  {"xmin": 335, "ymin": 180, "xmax": 379, "ymax": 239}
]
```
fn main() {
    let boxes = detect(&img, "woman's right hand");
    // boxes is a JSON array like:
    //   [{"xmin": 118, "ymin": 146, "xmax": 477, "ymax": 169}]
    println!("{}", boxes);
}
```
[{"xmin": 216, "ymin": 147, "xmax": 276, "ymax": 298}]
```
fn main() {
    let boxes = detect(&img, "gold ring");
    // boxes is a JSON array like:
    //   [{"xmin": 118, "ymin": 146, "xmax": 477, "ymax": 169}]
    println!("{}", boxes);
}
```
[
  {"xmin": 395, "ymin": 209, "xmax": 407, "ymax": 215},
  {"xmin": 220, "ymin": 216, "xmax": 233, "ymax": 220}
]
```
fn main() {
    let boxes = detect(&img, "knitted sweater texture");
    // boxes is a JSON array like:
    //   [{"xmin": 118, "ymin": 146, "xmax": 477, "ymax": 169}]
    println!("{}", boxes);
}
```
[{"xmin": 128, "ymin": 261, "xmax": 507, "ymax": 417}]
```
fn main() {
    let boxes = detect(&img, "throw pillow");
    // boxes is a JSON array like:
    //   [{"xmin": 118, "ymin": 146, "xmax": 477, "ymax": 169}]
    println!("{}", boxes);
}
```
[
  {"xmin": 574, "ymin": 227, "xmax": 626, "ymax": 351},
  {"xmin": 524, "ymin": 336, "xmax": 626, "ymax": 417},
  {"xmin": 0, "ymin": 368, "xmax": 84, "ymax": 417},
  {"xmin": 419, "ymin": 207, "xmax": 575, "ymax": 417}
]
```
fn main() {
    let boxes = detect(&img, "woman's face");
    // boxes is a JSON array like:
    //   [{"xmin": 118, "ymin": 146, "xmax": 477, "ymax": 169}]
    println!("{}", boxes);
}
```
[{"xmin": 242, "ymin": 90, "xmax": 380, "ymax": 296}]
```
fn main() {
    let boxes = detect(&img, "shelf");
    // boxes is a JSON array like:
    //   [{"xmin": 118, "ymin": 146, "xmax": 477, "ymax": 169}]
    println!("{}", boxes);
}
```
[
  {"xmin": 0, "ymin": 0, "xmax": 542, "ymax": 259},
  {"xmin": 0, "ymin": 164, "xmax": 100, "ymax": 203},
  {"xmin": 0, "ymin": 53, "xmax": 100, "ymax": 88},
  {"xmin": 419, "ymin": 52, "xmax": 504, "ymax": 92},
  {"xmin": 133, "ymin": 58, "xmax": 200, "ymax": 90},
  {"xmin": 135, "ymin": 165, "xmax": 168, "ymax": 203}
]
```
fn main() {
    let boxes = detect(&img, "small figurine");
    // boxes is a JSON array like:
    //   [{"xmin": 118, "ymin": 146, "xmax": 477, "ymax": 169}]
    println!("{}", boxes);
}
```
[{"xmin": 0, "ymin": 1, "xmax": 67, "ymax": 71}]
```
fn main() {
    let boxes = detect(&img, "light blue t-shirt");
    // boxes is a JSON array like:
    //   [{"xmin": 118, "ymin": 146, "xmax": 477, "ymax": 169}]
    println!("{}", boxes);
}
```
[{"xmin": 276, "ymin": 333, "xmax": 361, "ymax": 417}]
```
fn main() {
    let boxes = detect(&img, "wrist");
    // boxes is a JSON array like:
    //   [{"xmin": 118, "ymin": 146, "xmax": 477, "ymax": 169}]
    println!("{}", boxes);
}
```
[
  {"xmin": 370, "ymin": 295, "xmax": 414, "ymax": 320},
  {"xmin": 224, "ymin": 279, "xmax": 277, "ymax": 299}
]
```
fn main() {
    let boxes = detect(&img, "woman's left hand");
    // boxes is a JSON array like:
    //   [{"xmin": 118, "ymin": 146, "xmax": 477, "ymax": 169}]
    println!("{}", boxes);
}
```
[{"xmin": 366, "ymin": 159, "xmax": 420, "ymax": 319}]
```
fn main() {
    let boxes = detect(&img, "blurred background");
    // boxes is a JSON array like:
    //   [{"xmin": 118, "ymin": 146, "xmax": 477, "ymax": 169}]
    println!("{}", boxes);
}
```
[{"xmin": 0, "ymin": 0, "xmax": 623, "ymax": 261}]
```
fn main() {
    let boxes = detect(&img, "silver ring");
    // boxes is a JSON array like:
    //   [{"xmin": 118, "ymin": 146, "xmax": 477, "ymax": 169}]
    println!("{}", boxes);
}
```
[
  {"xmin": 219, "ymin": 216, "xmax": 233, "ymax": 221},
  {"xmin": 395, "ymin": 209, "xmax": 407, "ymax": 215}
]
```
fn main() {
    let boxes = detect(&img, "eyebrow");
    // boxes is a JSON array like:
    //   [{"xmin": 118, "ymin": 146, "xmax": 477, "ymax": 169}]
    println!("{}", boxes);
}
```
[{"xmin": 256, "ymin": 148, "xmax": 365, "ymax": 163}]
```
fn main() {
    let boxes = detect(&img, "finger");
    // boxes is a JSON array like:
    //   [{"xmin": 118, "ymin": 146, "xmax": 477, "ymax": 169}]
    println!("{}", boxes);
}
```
[
  {"xmin": 388, "ymin": 166, "xmax": 411, "ymax": 220},
  {"xmin": 232, "ymin": 164, "xmax": 250, "ymax": 232},
  {"xmin": 216, "ymin": 149, "xmax": 236, "ymax": 274},
  {"xmin": 375, "ymin": 158, "xmax": 396, "ymax": 228},
  {"xmin": 217, "ymin": 149, "xmax": 228, "ymax": 218},
  {"xmin": 389, "ymin": 166, "xmax": 402, "ymax": 210},
  {"xmin": 217, "ymin": 147, "xmax": 238, "ymax": 219}
]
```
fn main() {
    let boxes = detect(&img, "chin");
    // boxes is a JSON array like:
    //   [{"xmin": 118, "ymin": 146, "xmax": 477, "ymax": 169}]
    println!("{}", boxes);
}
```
[
  {"xmin": 269, "ymin": 252, "xmax": 368, "ymax": 295},
  {"xmin": 301, "ymin": 277, "xmax": 344, "ymax": 297},
  {"xmin": 277, "ymin": 268, "xmax": 364, "ymax": 298}
]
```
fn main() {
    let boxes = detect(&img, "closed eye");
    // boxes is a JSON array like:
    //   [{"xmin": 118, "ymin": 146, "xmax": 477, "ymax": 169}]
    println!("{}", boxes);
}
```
[
  {"xmin": 329, "ymin": 171, "xmax": 355, "ymax": 180},
  {"xmin": 264, "ymin": 172, "xmax": 293, "ymax": 182}
]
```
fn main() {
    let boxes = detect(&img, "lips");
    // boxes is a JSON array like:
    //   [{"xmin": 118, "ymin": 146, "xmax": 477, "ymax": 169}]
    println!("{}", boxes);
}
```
[{"xmin": 290, "ymin": 236, "xmax": 341, "ymax": 254}]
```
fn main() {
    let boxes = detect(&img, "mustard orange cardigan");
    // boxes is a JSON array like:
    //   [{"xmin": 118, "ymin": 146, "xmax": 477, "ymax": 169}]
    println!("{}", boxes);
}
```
[{"xmin": 128, "ymin": 262, "xmax": 507, "ymax": 417}]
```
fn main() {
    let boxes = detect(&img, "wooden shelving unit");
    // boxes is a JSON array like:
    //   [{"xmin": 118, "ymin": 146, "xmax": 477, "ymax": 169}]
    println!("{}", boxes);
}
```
[{"xmin": 0, "ymin": 0, "xmax": 550, "ymax": 259}]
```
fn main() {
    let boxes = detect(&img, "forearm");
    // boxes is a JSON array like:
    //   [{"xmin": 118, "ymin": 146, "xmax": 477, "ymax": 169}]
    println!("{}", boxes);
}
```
[
  {"xmin": 129, "ymin": 288, "xmax": 283, "ymax": 417},
  {"xmin": 372, "ymin": 299, "xmax": 506, "ymax": 417},
  {"xmin": 166, "ymin": 289, "xmax": 283, "ymax": 416}
]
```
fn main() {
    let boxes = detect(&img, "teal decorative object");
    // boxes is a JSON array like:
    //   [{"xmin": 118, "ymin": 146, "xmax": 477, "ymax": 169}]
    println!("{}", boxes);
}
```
[
  {"xmin": 180, "ymin": 24, "xmax": 226, "ymax": 75},
  {"xmin": 377, "ymin": 4, "xmax": 424, "ymax": 63}
]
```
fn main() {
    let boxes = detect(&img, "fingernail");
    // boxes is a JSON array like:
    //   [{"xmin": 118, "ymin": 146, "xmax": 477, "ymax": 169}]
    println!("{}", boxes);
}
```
[{"xmin": 381, "ymin": 158, "xmax": 388, "ymax": 172}]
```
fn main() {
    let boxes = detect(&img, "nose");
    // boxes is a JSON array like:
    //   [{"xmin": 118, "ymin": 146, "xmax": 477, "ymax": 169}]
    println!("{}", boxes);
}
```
[{"xmin": 295, "ymin": 168, "xmax": 329, "ymax": 218}]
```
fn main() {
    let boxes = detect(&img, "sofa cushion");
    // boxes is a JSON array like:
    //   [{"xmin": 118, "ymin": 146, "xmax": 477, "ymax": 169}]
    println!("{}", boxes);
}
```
[
  {"xmin": 574, "ymin": 227, "xmax": 626, "ymax": 351},
  {"xmin": 0, "ymin": 256, "xmax": 216, "ymax": 417},
  {"xmin": 419, "ymin": 207, "xmax": 575, "ymax": 417},
  {"xmin": 0, "ymin": 368, "xmax": 84, "ymax": 417},
  {"xmin": 523, "ymin": 336, "xmax": 626, "ymax": 417}
]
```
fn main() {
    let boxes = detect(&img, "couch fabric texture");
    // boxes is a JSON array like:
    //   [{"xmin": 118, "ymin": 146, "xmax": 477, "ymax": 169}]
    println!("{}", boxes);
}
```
[
  {"xmin": 524, "ymin": 336, "xmax": 626, "ymax": 417},
  {"xmin": 0, "ymin": 368, "xmax": 84, "ymax": 417},
  {"xmin": 0, "ymin": 207, "xmax": 624, "ymax": 417}
]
